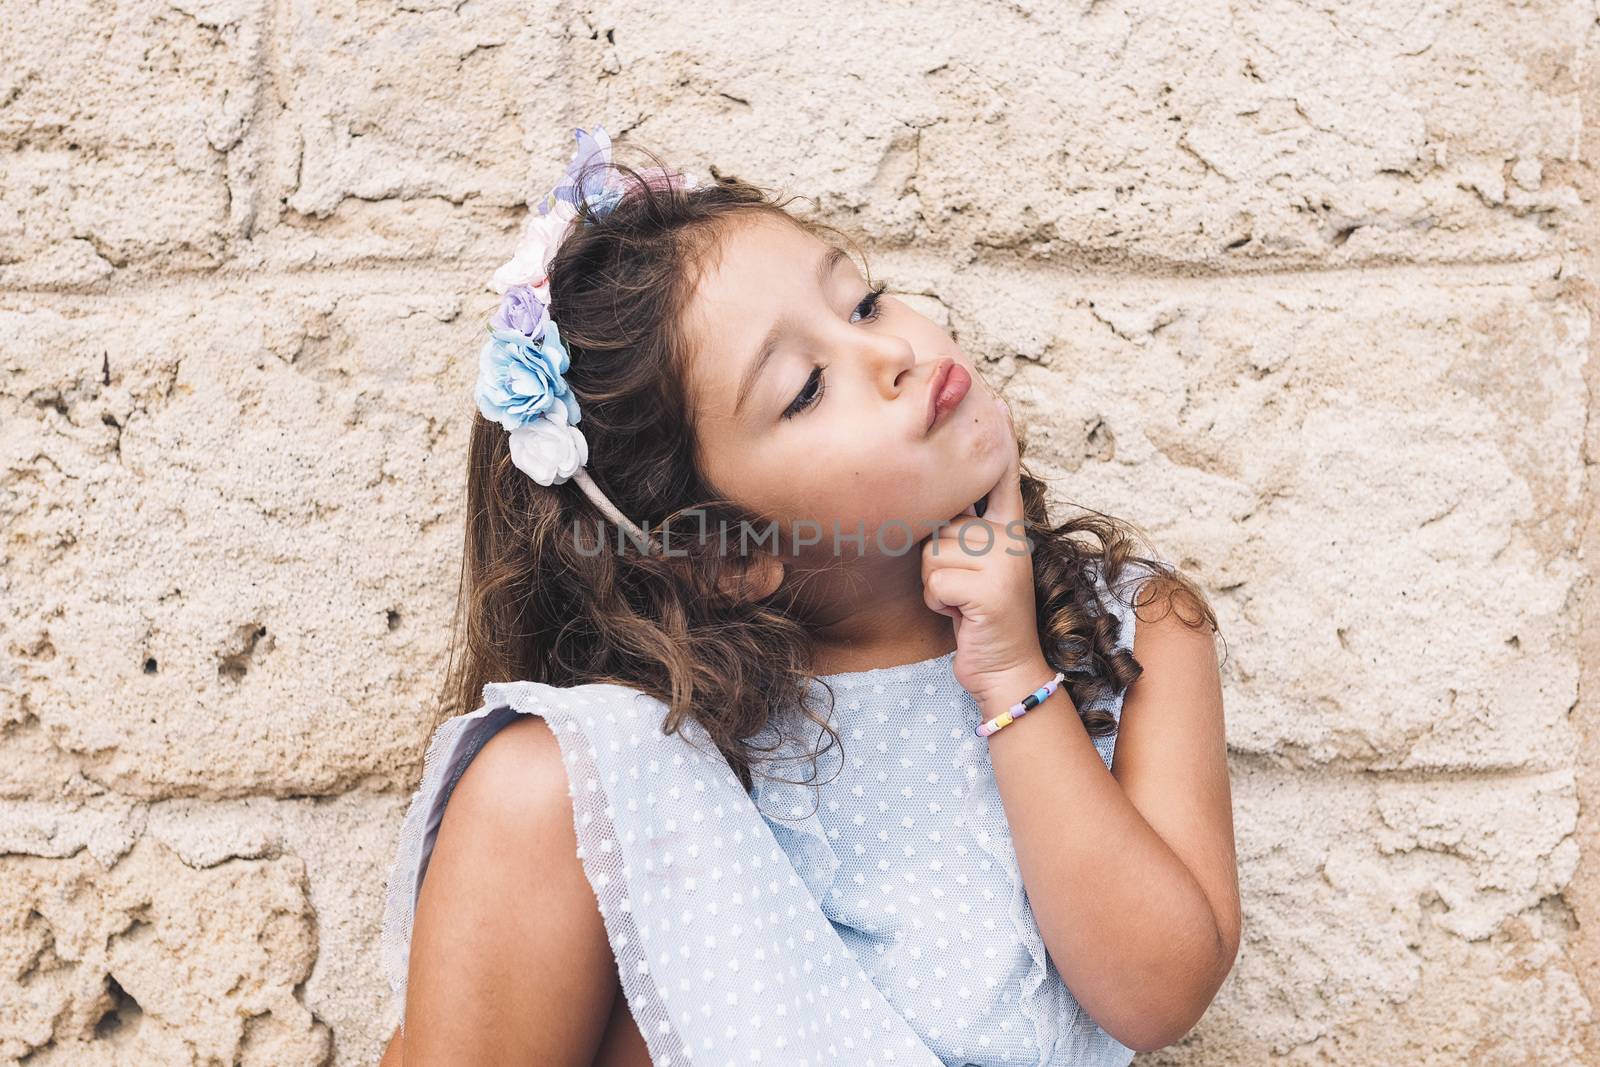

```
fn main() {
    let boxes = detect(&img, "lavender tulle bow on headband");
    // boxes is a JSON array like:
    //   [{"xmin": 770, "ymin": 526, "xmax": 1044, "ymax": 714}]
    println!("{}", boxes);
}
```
[{"xmin": 474, "ymin": 126, "xmax": 697, "ymax": 546}]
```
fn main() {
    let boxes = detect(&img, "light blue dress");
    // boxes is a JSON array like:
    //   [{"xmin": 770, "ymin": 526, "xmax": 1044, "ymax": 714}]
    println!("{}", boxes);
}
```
[
  {"xmin": 380, "ymin": 559, "xmax": 1157, "ymax": 1066},
  {"xmin": 747, "ymin": 559, "xmax": 1153, "ymax": 1067}
]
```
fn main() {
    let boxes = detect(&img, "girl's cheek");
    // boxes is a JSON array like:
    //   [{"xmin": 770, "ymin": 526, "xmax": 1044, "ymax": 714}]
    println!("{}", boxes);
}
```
[{"xmin": 963, "ymin": 403, "xmax": 1011, "ymax": 463}]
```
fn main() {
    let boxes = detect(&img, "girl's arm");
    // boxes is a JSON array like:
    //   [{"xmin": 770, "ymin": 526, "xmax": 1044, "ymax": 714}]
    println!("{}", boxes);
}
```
[
  {"xmin": 399, "ymin": 715, "xmax": 639, "ymax": 1066},
  {"xmin": 378, "ymin": 978, "xmax": 651, "ymax": 1067},
  {"xmin": 982, "ymin": 585, "xmax": 1240, "ymax": 1053},
  {"xmin": 378, "ymin": 1026, "xmax": 401, "ymax": 1066}
]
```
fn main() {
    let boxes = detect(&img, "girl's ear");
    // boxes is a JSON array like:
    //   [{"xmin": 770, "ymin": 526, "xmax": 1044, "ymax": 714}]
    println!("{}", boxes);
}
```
[{"xmin": 715, "ymin": 553, "xmax": 786, "ymax": 604}]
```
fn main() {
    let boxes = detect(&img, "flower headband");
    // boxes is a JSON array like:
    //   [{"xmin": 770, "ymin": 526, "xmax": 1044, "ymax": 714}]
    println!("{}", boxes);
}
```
[{"xmin": 474, "ymin": 125, "xmax": 697, "ymax": 547}]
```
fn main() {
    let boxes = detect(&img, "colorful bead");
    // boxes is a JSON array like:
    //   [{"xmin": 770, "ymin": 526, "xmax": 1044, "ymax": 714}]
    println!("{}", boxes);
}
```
[{"xmin": 975, "ymin": 670, "xmax": 1067, "ymax": 737}]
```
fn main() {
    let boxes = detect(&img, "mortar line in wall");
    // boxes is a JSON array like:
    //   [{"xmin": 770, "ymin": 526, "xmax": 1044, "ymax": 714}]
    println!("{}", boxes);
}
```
[
  {"xmin": 0, "ymin": 253, "xmax": 1577, "ymax": 306},
  {"xmin": 1225, "ymin": 749, "xmax": 1580, "ymax": 783},
  {"xmin": 906, "ymin": 248, "xmax": 1575, "ymax": 289},
  {"xmin": 949, "ymin": 247, "xmax": 1576, "ymax": 285}
]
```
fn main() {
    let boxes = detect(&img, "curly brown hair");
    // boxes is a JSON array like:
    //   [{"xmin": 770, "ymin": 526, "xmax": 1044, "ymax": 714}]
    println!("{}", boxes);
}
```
[{"xmin": 431, "ymin": 141, "xmax": 1219, "ymax": 792}]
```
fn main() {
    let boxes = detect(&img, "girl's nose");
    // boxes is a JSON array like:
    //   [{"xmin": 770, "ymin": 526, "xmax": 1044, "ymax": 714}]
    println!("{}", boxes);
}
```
[{"xmin": 865, "ymin": 332, "xmax": 917, "ymax": 394}]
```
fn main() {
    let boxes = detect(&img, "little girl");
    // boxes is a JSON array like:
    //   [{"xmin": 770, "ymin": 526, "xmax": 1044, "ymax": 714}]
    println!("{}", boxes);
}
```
[{"xmin": 378, "ymin": 127, "xmax": 1239, "ymax": 1067}]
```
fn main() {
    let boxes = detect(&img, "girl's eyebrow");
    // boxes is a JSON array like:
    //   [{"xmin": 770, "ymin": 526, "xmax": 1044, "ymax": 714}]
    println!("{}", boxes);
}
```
[{"xmin": 732, "ymin": 246, "xmax": 850, "ymax": 418}]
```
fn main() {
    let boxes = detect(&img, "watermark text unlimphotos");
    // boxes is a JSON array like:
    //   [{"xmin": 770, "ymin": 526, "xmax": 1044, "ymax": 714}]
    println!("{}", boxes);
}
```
[{"xmin": 570, "ymin": 511, "xmax": 1035, "ymax": 558}]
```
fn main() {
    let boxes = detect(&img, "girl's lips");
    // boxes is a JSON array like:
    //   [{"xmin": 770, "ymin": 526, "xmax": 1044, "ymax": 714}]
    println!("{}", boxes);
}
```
[{"xmin": 926, "ymin": 359, "xmax": 972, "ymax": 432}]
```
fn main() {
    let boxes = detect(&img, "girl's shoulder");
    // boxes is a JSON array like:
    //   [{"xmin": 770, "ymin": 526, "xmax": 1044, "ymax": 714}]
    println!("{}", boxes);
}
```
[
  {"xmin": 427, "ymin": 680, "xmax": 676, "ymax": 824},
  {"xmin": 379, "ymin": 679, "xmax": 697, "ymax": 1004}
]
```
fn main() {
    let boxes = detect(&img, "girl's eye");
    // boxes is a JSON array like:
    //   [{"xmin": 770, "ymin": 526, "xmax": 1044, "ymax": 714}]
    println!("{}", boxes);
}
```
[
  {"xmin": 850, "ymin": 282, "xmax": 888, "ymax": 325},
  {"xmin": 782, "ymin": 364, "xmax": 826, "ymax": 420},
  {"xmin": 782, "ymin": 283, "xmax": 889, "ymax": 420}
]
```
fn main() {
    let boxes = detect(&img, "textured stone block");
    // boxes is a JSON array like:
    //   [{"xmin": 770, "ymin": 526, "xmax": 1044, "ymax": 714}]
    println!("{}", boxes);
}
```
[
  {"xmin": 590, "ymin": 0, "xmax": 1586, "ymax": 266},
  {"xmin": 0, "ymin": 0, "xmax": 269, "ymax": 287},
  {"xmin": 1217, "ymin": 765, "xmax": 1587, "ymax": 1060},
  {"xmin": 236, "ymin": 0, "xmax": 568, "ymax": 275},
  {"xmin": 0, "ymin": 836, "xmax": 328, "ymax": 1065},
  {"xmin": 1, "ymin": 280, "xmax": 479, "ymax": 795},
  {"xmin": 275, "ymin": 0, "xmax": 563, "ymax": 219}
]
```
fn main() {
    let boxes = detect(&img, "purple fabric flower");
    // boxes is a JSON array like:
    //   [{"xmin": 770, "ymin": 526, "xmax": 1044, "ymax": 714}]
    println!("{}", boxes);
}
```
[
  {"xmin": 547, "ymin": 127, "xmax": 615, "ymax": 214},
  {"xmin": 491, "ymin": 285, "xmax": 547, "ymax": 338}
]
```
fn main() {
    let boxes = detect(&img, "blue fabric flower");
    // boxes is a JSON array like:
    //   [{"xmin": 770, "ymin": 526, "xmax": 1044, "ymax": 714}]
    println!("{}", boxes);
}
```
[
  {"xmin": 474, "ymin": 321, "xmax": 581, "ymax": 432},
  {"xmin": 584, "ymin": 186, "xmax": 624, "ymax": 218}
]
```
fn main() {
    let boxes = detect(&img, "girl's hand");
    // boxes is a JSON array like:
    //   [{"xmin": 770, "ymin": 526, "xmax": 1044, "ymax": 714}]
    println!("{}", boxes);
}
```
[{"xmin": 921, "ymin": 409, "xmax": 1049, "ymax": 707}]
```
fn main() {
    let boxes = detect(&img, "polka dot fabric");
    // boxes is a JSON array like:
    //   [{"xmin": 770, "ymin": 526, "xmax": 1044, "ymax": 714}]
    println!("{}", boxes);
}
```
[
  {"xmin": 380, "ymin": 684, "xmax": 950, "ymax": 1065},
  {"xmin": 379, "ymin": 558, "xmax": 1160, "ymax": 1066},
  {"xmin": 748, "ymin": 559, "xmax": 1157, "ymax": 1066}
]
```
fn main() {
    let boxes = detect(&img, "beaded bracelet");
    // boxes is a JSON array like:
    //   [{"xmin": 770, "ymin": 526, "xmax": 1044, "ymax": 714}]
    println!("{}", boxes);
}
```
[{"xmin": 975, "ymin": 670, "xmax": 1068, "ymax": 737}]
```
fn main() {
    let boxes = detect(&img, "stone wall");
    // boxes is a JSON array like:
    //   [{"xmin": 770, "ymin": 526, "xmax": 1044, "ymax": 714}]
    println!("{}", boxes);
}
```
[{"xmin": 2, "ymin": 1, "xmax": 1596, "ymax": 1063}]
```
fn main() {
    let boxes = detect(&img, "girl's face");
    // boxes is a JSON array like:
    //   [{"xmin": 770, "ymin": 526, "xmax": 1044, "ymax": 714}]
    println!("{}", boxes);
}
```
[{"xmin": 682, "ymin": 213, "xmax": 1015, "ymax": 564}]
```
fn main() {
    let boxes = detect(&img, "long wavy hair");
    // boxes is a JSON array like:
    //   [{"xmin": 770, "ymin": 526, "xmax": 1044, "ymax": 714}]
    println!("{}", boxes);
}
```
[{"xmin": 430, "ymin": 141, "xmax": 1220, "ymax": 792}]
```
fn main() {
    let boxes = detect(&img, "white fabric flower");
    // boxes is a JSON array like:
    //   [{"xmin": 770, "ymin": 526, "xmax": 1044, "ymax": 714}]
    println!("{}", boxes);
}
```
[
  {"xmin": 490, "ymin": 199, "xmax": 580, "ymax": 297},
  {"xmin": 507, "ymin": 404, "xmax": 589, "ymax": 485}
]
